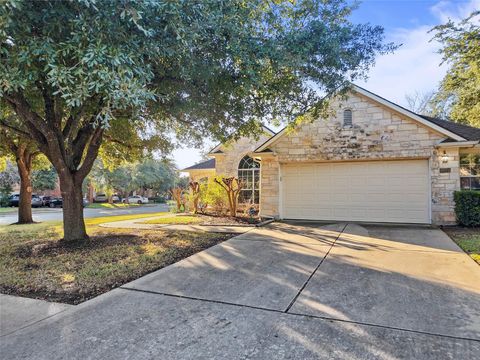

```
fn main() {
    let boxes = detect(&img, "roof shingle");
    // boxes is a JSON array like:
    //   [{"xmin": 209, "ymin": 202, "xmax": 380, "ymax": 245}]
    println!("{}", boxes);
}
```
[
  {"xmin": 182, "ymin": 158, "xmax": 215, "ymax": 171},
  {"xmin": 418, "ymin": 115, "xmax": 480, "ymax": 141}
]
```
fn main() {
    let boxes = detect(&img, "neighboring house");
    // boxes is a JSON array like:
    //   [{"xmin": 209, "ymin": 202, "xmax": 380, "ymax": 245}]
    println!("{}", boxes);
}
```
[{"xmin": 183, "ymin": 85, "xmax": 480, "ymax": 225}]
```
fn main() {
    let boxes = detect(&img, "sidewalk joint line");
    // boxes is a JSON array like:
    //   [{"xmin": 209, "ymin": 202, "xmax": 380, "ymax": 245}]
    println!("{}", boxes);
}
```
[
  {"xmin": 283, "ymin": 223, "xmax": 348, "ymax": 313},
  {"xmin": 0, "ymin": 308, "xmax": 71, "ymax": 338},
  {"xmin": 120, "ymin": 286, "xmax": 281, "ymax": 314},
  {"xmin": 119, "ymin": 287, "xmax": 480, "ymax": 343}
]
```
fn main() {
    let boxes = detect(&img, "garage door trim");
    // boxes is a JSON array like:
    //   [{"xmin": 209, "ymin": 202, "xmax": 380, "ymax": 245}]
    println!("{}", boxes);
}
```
[{"xmin": 279, "ymin": 159, "xmax": 431, "ymax": 224}]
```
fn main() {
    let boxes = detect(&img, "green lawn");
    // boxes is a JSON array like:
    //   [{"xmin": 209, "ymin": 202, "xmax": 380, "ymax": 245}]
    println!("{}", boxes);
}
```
[
  {"xmin": 0, "ymin": 213, "xmax": 232, "ymax": 304},
  {"xmin": 0, "ymin": 207, "xmax": 15, "ymax": 214},
  {"xmin": 85, "ymin": 212, "xmax": 169, "ymax": 226},
  {"xmin": 444, "ymin": 227, "xmax": 480, "ymax": 265},
  {"xmin": 143, "ymin": 215, "xmax": 203, "ymax": 225}
]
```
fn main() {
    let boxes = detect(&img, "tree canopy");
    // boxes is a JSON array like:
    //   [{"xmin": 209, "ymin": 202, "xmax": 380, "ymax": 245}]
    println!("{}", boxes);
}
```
[
  {"xmin": 430, "ymin": 11, "xmax": 480, "ymax": 127},
  {"xmin": 32, "ymin": 166, "xmax": 57, "ymax": 192},
  {"xmin": 0, "ymin": 0, "xmax": 393, "ymax": 240},
  {"xmin": 88, "ymin": 158, "xmax": 176, "ymax": 198},
  {"xmin": 0, "ymin": 160, "xmax": 18, "ymax": 204}
]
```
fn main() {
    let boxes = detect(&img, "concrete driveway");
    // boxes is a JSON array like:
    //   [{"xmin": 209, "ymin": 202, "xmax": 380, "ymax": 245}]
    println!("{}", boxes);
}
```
[{"xmin": 1, "ymin": 222, "xmax": 479, "ymax": 359}]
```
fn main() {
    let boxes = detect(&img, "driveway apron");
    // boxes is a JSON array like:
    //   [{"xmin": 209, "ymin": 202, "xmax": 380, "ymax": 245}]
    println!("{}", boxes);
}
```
[
  {"xmin": 288, "ymin": 223, "xmax": 480, "ymax": 339},
  {"xmin": 122, "ymin": 222, "xmax": 346, "ymax": 311},
  {"xmin": 2, "ymin": 222, "xmax": 479, "ymax": 360}
]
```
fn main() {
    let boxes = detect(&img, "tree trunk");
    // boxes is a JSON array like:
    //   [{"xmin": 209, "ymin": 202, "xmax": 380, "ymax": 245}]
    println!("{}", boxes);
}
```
[
  {"xmin": 59, "ymin": 173, "xmax": 88, "ymax": 242},
  {"xmin": 87, "ymin": 182, "xmax": 94, "ymax": 204},
  {"xmin": 16, "ymin": 148, "xmax": 34, "ymax": 224},
  {"xmin": 5, "ymin": 91, "xmax": 105, "ymax": 242}
]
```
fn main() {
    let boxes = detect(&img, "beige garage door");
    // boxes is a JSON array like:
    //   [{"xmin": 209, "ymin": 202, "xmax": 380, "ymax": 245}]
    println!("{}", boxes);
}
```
[{"xmin": 281, "ymin": 160, "xmax": 430, "ymax": 224}]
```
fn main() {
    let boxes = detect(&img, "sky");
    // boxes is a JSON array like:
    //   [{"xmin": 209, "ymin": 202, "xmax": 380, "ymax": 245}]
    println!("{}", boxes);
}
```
[{"xmin": 173, "ymin": 0, "xmax": 479, "ymax": 170}]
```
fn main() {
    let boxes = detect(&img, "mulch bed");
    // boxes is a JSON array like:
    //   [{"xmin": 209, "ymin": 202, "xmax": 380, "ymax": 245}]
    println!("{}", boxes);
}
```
[
  {"xmin": 0, "ymin": 229, "xmax": 234, "ymax": 304},
  {"xmin": 443, "ymin": 226, "xmax": 479, "ymax": 236},
  {"xmin": 180, "ymin": 213, "xmax": 262, "ymax": 226}
]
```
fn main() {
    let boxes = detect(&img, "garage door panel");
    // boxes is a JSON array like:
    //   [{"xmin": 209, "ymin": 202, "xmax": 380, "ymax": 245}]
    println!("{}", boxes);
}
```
[
  {"xmin": 282, "ymin": 160, "xmax": 430, "ymax": 224},
  {"xmin": 315, "ymin": 208, "xmax": 334, "ymax": 218}
]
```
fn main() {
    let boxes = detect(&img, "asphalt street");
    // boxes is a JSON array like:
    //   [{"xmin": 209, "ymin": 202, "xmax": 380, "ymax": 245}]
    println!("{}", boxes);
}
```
[{"xmin": 0, "ymin": 204, "xmax": 169, "ymax": 225}]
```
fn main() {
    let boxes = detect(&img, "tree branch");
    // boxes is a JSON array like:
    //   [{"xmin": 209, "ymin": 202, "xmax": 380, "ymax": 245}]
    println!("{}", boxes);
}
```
[
  {"xmin": 4, "ymin": 93, "xmax": 66, "ymax": 169},
  {"xmin": 37, "ymin": 80, "xmax": 57, "ymax": 128},
  {"xmin": 103, "ymin": 134, "xmax": 142, "ymax": 149},
  {"xmin": 0, "ymin": 129, "xmax": 18, "ymax": 154},
  {"xmin": 0, "ymin": 120, "xmax": 31, "ymax": 138},
  {"xmin": 62, "ymin": 114, "xmax": 75, "ymax": 138},
  {"xmin": 4, "ymin": 93, "xmax": 50, "ymax": 136},
  {"xmin": 71, "ymin": 121, "xmax": 95, "ymax": 167},
  {"xmin": 75, "ymin": 127, "xmax": 104, "ymax": 180}
]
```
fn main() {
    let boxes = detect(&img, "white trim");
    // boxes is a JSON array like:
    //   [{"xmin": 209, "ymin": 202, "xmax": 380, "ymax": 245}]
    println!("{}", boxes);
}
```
[
  {"xmin": 255, "ymin": 85, "xmax": 466, "ymax": 152},
  {"xmin": 278, "ymin": 164, "xmax": 283, "ymax": 219},
  {"xmin": 428, "ymin": 157, "xmax": 432, "ymax": 225},
  {"xmin": 209, "ymin": 125, "xmax": 276, "ymax": 154},
  {"xmin": 256, "ymin": 157, "xmax": 262, "ymax": 215},
  {"xmin": 254, "ymin": 128, "xmax": 289, "ymax": 153},
  {"xmin": 436, "ymin": 141, "xmax": 479, "ymax": 148}
]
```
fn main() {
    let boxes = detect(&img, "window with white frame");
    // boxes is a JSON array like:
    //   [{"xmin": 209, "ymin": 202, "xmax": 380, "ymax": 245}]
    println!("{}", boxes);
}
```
[
  {"xmin": 460, "ymin": 154, "xmax": 480, "ymax": 190},
  {"xmin": 343, "ymin": 109, "xmax": 352, "ymax": 127},
  {"xmin": 238, "ymin": 155, "xmax": 260, "ymax": 204}
]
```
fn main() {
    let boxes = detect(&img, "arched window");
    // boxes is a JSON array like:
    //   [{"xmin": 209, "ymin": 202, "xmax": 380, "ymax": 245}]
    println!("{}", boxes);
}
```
[
  {"xmin": 343, "ymin": 109, "xmax": 352, "ymax": 127},
  {"xmin": 238, "ymin": 155, "xmax": 260, "ymax": 204}
]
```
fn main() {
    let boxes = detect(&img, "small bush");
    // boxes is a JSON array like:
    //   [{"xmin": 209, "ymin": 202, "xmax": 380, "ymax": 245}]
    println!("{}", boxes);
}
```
[
  {"xmin": 0, "ymin": 184, "xmax": 12, "ymax": 207},
  {"xmin": 148, "ymin": 196, "xmax": 166, "ymax": 203},
  {"xmin": 454, "ymin": 190, "xmax": 480, "ymax": 227},
  {"xmin": 200, "ymin": 176, "xmax": 228, "ymax": 215},
  {"xmin": 169, "ymin": 204, "xmax": 185, "ymax": 213}
]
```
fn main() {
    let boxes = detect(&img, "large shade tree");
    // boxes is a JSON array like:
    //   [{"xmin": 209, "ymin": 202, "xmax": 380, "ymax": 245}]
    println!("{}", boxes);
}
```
[
  {"xmin": 134, "ymin": 159, "xmax": 176, "ymax": 195},
  {"xmin": 0, "ymin": 0, "xmax": 393, "ymax": 241},
  {"xmin": 0, "ymin": 106, "xmax": 45, "ymax": 223},
  {"xmin": 88, "ymin": 158, "xmax": 176, "ymax": 200},
  {"xmin": 0, "ymin": 160, "xmax": 19, "ymax": 207},
  {"xmin": 430, "ymin": 11, "xmax": 480, "ymax": 127}
]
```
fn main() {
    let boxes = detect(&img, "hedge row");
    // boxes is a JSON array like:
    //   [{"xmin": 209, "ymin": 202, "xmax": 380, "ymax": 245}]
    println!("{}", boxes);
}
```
[{"xmin": 454, "ymin": 190, "xmax": 480, "ymax": 227}]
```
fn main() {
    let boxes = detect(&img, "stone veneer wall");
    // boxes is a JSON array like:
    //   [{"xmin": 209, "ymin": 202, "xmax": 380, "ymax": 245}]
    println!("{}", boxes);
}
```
[
  {"xmin": 259, "ymin": 92, "xmax": 461, "ymax": 225},
  {"xmin": 213, "ymin": 133, "xmax": 272, "ymax": 176}
]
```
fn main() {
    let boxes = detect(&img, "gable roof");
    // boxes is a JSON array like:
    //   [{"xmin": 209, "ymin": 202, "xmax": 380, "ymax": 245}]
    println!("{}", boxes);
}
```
[
  {"xmin": 209, "ymin": 124, "xmax": 276, "ymax": 154},
  {"xmin": 417, "ymin": 115, "xmax": 480, "ymax": 141},
  {"xmin": 352, "ymin": 85, "xmax": 466, "ymax": 141},
  {"xmin": 182, "ymin": 158, "xmax": 215, "ymax": 171},
  {"xmin": 255, "ymin": 84, "xmax": 468, "ymax": 152}
]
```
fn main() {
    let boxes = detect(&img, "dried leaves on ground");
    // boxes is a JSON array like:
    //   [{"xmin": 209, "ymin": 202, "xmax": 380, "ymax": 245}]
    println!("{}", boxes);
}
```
[{"xmin": 0, "ymin": 221, "xmax": 232, "ymax": 304}]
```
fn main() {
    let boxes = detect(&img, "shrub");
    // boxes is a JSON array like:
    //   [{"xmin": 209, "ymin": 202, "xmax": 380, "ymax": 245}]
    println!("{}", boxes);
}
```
[
  {"xmin": 214, "ymin": 176, "xmax": 243, "ymax": 217},
  {"xmin": 200, "ymin": 176, "xmax": 228, "ymax": 215},
  {"xmin": 167, "ymin": 199, "xmax": 185, "ymax": 213},
  {"xmin": 454, "ymin": 190, "xmax": 480, "ymax": 227},
  {"xmin": 0, "ymin": 184, "xmax": 12, "ymax": 207}
]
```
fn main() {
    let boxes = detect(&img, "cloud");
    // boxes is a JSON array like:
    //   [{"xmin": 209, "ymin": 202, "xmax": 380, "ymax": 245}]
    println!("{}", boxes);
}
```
[
  {"xmin": 358, "ymin": 0, "xmax": 479, "ymax": 107},
  {"xmin": 431, "ymin": 0, "xmax": 480, "ymax": 23},
  {"xmin": 357, "ymin": 25, "xmax": 445, "ymax": 106}
]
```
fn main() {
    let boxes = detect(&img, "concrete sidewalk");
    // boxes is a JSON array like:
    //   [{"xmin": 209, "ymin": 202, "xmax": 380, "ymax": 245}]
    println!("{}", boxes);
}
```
[
  {"xmin": 1, "ymin": 222, "xmax": 479, "ymax": 359},
  {"xmin": 0, "ymin": 294, "xmax": 72, "ymax": 337},
  {"xmin": 100, "ymin": 214, "xmax": 254, "ymax": 233}
]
